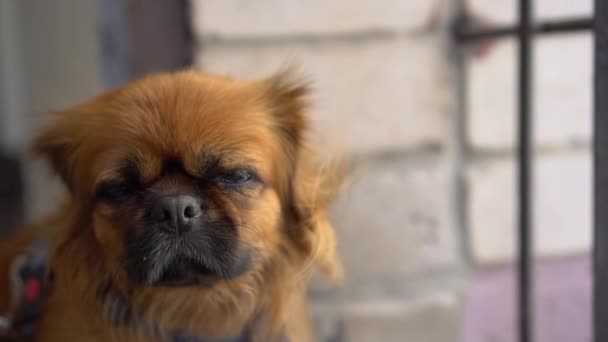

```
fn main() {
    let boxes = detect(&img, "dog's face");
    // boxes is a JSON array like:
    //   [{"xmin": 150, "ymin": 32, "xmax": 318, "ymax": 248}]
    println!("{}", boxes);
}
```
[
  {"xmin": 83, "ymin": 74, "xmax": 289, "ymax": 288},
  {"xmin": 93, "ymin": 106, "xmax": 277, "ymax": 288},
  {"xmin": 33, "ymin": 71, "xmax": 341, "ymax": 317}
]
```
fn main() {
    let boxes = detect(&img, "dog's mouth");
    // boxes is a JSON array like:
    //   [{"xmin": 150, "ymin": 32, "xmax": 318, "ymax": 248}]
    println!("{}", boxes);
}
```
[
  {"xmin": 154, "ymin": 258, "xmax": 218, "ymax": 287},
  {"xmin": 126, "ymin": 237, "xmax": 255, "ymax": 287}
]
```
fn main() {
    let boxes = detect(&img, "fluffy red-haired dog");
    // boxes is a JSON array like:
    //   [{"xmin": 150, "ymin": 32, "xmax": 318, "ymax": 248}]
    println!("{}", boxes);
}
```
[{"xmin": 0, "ymin": 70, "xmax": 342, "ymax": 342}]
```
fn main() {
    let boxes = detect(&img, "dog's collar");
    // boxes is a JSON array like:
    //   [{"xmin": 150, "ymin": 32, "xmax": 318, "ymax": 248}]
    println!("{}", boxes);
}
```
[{"xmin": 0, "ymin": 237, "xmax": 52, "ymax": 342}]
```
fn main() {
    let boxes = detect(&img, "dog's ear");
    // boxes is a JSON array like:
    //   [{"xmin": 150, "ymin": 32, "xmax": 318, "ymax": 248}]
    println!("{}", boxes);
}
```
[
  {"xmin": 291, "ymin": 155, "xmax": 345, "ymax": 281},
  {"xmin": 262, "ymin": 69, "xmax": 310, "ymax": 158},
  {"xmin": 259, "ymin": 69, "xmax": 310, "ymax": 217},
  {"xmin": 261, "ymin": 70, "xmax": 343, "ymax": 281},
  {"xmin": 31, "ymin": 108, "xmax": 90, "ymax": 195}
]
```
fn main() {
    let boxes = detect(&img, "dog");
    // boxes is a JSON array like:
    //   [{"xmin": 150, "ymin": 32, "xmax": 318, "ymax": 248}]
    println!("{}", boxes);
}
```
[{"xmin": 0, "ymin": 70, "xmax": 343, "ymax": 342}]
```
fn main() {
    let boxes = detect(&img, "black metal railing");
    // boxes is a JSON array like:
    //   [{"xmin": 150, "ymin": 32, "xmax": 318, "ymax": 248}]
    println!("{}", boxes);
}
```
[
  {"xmin": 454, "ymin": 1, "xmax": 594, "ymax": 342},
  {"xmin": 594, "ymin": 2, "xmax": 607, "ymax": 342}
]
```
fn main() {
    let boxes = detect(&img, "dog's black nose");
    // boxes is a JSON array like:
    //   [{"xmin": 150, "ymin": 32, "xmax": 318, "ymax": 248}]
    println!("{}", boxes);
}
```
[{"xmin": 150, "ymin": 195, "xmax": 202, "ymax": 233}]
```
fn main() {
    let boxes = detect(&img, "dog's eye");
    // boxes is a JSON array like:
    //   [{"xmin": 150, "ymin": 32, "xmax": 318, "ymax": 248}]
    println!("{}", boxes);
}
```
[
  {"xmin": 217, "ymin": 169, "xmax": 255, "ymax": 186},
  {"xmin": 96, "ymin": 181, "xmax": 134, "ymax": 202}
]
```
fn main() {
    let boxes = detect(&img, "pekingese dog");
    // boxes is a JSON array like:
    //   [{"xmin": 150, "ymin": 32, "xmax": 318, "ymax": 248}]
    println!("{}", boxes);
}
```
[{"xmin": 0, "ymin": 70, "xmax": 342, "ymax": 342}]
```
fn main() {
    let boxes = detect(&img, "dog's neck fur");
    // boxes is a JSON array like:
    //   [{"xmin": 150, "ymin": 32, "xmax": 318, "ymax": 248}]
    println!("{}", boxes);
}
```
[{"xmin": 96, "ymin": 281, "xmax": 287, "ymax": 342}]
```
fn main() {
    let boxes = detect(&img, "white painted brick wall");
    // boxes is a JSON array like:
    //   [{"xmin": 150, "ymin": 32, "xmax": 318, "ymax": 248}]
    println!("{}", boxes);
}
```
[
  {"xmin": 468, "ymin": 33, "xmax": 592, "ymax": 149},
  {"xmin": 196, "ymin": 36, "xmax": 449, "ymax": 155},
  {"xmin": 342, "ymin": 294, "xmax": 460, "ymax": 342},
  {"xmin": 332, "ymin": 158, "xmax": 457, "ymax": 282},
  {"xmin": 191, "ymin": 0, "xmax": 435, "ymax": 39},
  {"xmin": 468, "ymin": 151, "xmax": 591, "ymax": 264}
]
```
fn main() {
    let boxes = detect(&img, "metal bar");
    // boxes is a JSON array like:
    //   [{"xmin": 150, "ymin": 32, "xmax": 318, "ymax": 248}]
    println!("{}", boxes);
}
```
[
  {"xmin": 457, "ymin": 17, "xmax": 593, "ymax": 42},
  {"xmin": 594, "ymin": 1, "xmax": 608, "ymax": 341},
  {"xmin": 517, "ymin": 0, "xmax": 534, "ymax": 341}
]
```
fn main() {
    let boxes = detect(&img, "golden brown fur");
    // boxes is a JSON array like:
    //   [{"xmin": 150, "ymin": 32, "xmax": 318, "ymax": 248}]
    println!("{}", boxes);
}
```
[{"xmin": 0, "ymin": 70, "xmax": 342, "ymax": 342}]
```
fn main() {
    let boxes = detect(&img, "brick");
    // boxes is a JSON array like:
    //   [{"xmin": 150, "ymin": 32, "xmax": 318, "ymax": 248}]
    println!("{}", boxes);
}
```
[
  {"xmin": 534, "ymin": 152, "xmax": 591, "ymax": 256},
  {"xmin": 535, "ymin": 34, "xmax": 592, "ymax": 145},
  {"xmin": 311, "ymin": 311, "xmax": 343, "ymax": 342},
  {"xmin": 468, "ymin": 151, "xmax": 591, "ymax": 264},
  {"xmin": 191, "ymin": 0, "xmax": 435, "ymax": 39},
  {"xmin": 342, "ymin": 293, "xmax": 460, "ymax": 342},
  {"xmin": 468, "ymin": 0, "xmax": 516, "ymax": 25},
  {"xmin": 468, "ymin": 34, "xmax": 592, "ymax": 149},
  {"xmin": 468, "ymin": 0, "xmax": 592, "ymax": 24},
  {"xmin": 196, "ymin": 36, "xmax": 448, "ymax": 155},
  {"xmin": 467, "ymin": 158, "xmax": 516, "ymax": 264},
  {"xmin": 536, "ymin": 0, "xmax": 593, "ymax": 20},
  {"xmin": 330, "ymin": 157, "xmax": 457, "ymax": 282}
]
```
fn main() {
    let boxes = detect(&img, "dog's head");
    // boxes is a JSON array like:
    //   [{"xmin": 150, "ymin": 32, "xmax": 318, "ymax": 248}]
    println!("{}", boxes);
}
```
[{"xmin": 33, "ymin": 70, "xmax": 342, "ymax": 335}]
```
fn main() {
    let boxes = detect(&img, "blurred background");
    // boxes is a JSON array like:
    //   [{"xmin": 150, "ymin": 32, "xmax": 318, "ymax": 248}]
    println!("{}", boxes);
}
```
[{"xmin": 0, "ymin": 1, "xmax": 593, "ymax": 341}]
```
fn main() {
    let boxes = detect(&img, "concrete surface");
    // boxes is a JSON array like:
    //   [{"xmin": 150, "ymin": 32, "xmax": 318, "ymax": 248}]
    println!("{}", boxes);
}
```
[{"xmin": 462, "ymin": 255, "xmax": 591, "ymax": 342}]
